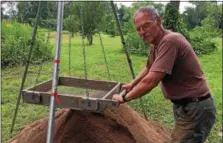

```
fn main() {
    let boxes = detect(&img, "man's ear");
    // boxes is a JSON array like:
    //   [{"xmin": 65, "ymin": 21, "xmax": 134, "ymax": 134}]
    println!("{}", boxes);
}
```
[{"xmin": 156, "ymin": 17, "xmax": 162, "ymax": 25}]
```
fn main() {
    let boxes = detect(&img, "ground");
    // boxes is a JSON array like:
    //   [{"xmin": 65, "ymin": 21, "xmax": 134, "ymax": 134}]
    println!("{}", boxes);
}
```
[{"xmin": 8, "ymin": 104, "xmax": 171, "ymax": 143}]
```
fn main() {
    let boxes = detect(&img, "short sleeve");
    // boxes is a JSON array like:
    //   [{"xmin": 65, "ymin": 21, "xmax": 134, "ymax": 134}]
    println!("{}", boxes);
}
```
[
  {"xmin": 149, "ymin": 41, "xmax": 178, "ymax": 74},
  {"xmin": 146, "ymin": 46, "xmax": 155, "ymax": 69}
]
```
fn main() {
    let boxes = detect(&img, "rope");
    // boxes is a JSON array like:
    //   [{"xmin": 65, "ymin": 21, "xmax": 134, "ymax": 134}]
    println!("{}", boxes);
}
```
[
  {"xmin": 68, "ymin": 33, "xmax": 72, "ymax": 76},
  {"xmin": 110, "ymin": 1, "xmax": 148, "ymax": 121},
  {"xmin": 33, "ymin": 1, "xmax": 54, "ymax": 90},
  {"xmin": 10, "ymin": 1, "xmax": 43, "ymax": 134},
  {"xmin": 90, "ymin": 1, "xmax": 111, "ymax": 81},
  {"xmin": 79, "ymin": 2, "xmax": 89, "ymax": 98},
  {"xmin": 98, "ymin": 32, "xmax": 111, "ymax": 80}
]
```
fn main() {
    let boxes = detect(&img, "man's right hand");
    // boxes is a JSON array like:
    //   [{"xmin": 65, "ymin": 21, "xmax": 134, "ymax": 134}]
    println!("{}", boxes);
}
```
[{"xmin": 122, "ymin": 83, "xmax": 134, "ymax": 92}]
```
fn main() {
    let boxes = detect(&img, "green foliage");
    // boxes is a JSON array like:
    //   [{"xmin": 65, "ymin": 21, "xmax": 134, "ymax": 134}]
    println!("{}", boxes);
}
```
[
  {"xmin": 163, "ymin": 3, "xmax": 179, "ymax": 31},
  {"xmin": 63, "ymin": 15, "xmax": 79, "ymax": 37},
  {"xmin": 98, "ymin": 3, "xmax": 120, "ymax": 36},
  {"xmin": 183, "ymin": 2, "xmax": 222, "ymax": 30},
  {"xmin": 17, "ymin": 1, "xmax": 57, "ymax": 26},
  {"xmin": 190, "ymin": 37, "xmax": 217, "ymax": 55},
  {"xmin": 101, "ymin": 13, "xmax": 118, "ymax": 37},
  {"xmin": 1, "ymin": 20, "xmax": 53, "ymax": 68},
  {"xmin": 189, "ymin": 26, "xmax": 218, "ymax": 55},
  {"xmin": 72, "ymin": 1, "xmax": 109, "ymax": 45},
  {"xmin": 126, "ymin": 32, "xmax": 150, "ymax": 55},
  {"xmin": 122, "ymin": 10, "xmax": 135, "ymax": 34},
  {"xmin": 188, "ymin": 4, "xmax": 220, "ymax": 56},
  {"xmin": 40, "ymin": 18, "xmax": 57, "ymax": 30}
]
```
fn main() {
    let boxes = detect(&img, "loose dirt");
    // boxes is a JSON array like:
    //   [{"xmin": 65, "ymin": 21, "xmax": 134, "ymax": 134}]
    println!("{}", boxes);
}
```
[{"xmin": 9, "ymin": 104, "xmax": 171, "ymax": 143}]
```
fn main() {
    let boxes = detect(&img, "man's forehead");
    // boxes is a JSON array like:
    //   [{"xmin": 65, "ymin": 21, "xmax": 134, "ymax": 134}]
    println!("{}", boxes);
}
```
[{"xmin": 134, "ymin": 12, "xmax": 155, "ymax": 21}]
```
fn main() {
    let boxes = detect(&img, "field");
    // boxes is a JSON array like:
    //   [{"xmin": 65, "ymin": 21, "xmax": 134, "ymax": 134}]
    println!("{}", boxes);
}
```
[{"xmin": 2, "ymin": 32, "xmax": 222, "ymax": 143}]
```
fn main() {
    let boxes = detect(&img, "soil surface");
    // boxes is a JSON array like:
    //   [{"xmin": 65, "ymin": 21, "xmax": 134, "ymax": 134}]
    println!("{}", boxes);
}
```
[{"xmin": 9, "ymin": 104, "xmax": 171, "ymax": 143}]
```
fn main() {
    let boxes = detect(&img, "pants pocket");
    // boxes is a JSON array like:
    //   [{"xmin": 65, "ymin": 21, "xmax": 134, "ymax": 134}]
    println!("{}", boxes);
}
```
[
  {"xmin": 181, "ymin": 102, "xmax": 199, "ymax": 121},
  {"xmin": 194, "ymin": 105, "xmax": 216, "ymax": 142}
]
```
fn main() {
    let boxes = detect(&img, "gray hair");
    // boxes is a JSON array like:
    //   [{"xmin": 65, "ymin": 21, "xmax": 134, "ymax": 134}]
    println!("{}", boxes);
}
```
[{"xmin": 134, "ymin": 6, "xmax": 160, "ymax": 20}]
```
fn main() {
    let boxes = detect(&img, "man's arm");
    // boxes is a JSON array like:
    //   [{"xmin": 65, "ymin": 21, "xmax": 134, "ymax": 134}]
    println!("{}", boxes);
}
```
[
  {"xmin": 124, "ymin": 71, "xmax": 166, "ymax": 101},
  {"xmin": 130, "ymin": 66, "xmax": 149, "ymax": 87}
]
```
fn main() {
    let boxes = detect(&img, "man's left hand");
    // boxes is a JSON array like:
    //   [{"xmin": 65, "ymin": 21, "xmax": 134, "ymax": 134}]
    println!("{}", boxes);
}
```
[{"xmin": 112, "ymin": 94, "xmax": 124, "ymax": 103}]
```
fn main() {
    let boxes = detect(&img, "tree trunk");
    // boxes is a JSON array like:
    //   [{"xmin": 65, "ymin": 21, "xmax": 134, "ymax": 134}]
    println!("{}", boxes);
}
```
[
  {"xmin": 87, "ymin": 34, "xmax": 93, "ymax": 45},
  {"xmin": 170, "ymin": 0, "xmax": 180, "ymax": 11}
]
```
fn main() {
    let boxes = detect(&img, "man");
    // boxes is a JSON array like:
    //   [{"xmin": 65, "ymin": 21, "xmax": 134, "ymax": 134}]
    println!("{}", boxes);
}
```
[{"xmin": 112, "ymin": 6, "xmax": 216, "ymax": 143}]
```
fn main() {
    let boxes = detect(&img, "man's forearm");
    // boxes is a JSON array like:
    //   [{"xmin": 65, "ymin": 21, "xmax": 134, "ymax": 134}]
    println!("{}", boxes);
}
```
[
  {"xmin": 126, "ymin": 79, "xmax": 155, "ymax": 101},
  {"xmin": 124, "ymin": 71, "xmax": 165, "ymax": 102},
  {"xmin": 131, "ymin": 66, "xmax": 149, "ymax": 87}
]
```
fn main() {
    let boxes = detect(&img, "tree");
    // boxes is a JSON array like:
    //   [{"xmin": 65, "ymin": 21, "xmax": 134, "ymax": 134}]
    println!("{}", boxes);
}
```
[
  {"xmin": 182, "ymin": 7, "xmax": 197, "ymax": 30},
  {"xmin": 16, "ymin": 1, "xmax": 57, "ymax": 27},
  {"xmin": 163, "ymin": 2, "xmax": 190, "ymax": 40},
  {"xmin": 182, "ymin": 2, "xmax": 206, "ymax": 30},
  {"xmin": 101, "ymin": 13, "xmax": 118, "ymax": 37},
  {"xmin": 194, "ymin": 2, "xmax": 222, "ymax": 37},
  {"xmin": 17, "ymin": 2, "xmax": 39, "ymax": 24},
  {"xmin": 170, "ymin": 1, "xmax": 180, "ymax": 11},
  {"xmin": 153, "ymin": 3, "xmax": 165, "ymax": 17},
  {"xmin": 1, "ymin": 2, "xmax": 6, "ymax": 20},
  {"xmin": 99, "ymin": 2, "xmax": 121, "ymax": 36},
  {"xmin": 72, "ymin": 1, "xmax": 109, "ymax": 45},
  {"xmin": 64, "ymin": 14, "xmax": 79, "ymax": 37},
  {"xmin": 163, "ymin": 2, "xmax": 180, "ymax": 32},
  {"xmin": 1, "ymin": 2, "xmax": 17, "ymax": 20},
  {"xmin": 182, "ymin": 1, "xmax": 222, "ymax": 30}
]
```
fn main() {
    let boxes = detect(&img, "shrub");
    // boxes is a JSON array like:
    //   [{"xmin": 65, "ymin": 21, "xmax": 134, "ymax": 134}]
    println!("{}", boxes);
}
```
[
  {"xmin": 1, "ymin": 20, "xmax": 53, "ymax": 68},
  {"xmin": 125, "ymin": 32, "xmax": 150, "ymax": 55},
  {"xmin": 189, "ymin": 26, "xmax": 218, "ymax": 55},
  {"xmin": 190, "ymin": 37, "xmax": 217, "ymax": 55}
]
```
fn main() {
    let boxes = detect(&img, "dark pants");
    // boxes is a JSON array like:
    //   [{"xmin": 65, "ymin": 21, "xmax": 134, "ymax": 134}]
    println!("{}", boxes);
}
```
[{"xmin": 170, "ymin": 97, "xmax": 216, "ymax": 143}]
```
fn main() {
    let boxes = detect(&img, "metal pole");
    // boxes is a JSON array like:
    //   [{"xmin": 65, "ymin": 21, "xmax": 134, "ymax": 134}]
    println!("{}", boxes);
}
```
[
  {"xmin": 46, "ymin": 2, "xmax": 64, "ymax": 143},
  {"xmin": 10, "ymin": 1, "xmax": 42, "ymax": 134},
  {"xmin": 110, "ymin": 1, "xmax": 148, "ymax": 121}
]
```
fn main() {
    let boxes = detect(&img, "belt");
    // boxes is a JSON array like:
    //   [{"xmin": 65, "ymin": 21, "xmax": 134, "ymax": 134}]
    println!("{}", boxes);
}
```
[{"xmin": 171, "ymin": 93, "xmax": 211, "ymax": 105}]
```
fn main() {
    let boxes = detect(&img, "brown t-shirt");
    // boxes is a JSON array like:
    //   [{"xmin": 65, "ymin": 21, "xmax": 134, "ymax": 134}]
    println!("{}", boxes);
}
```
[{"xmin": 147, "ymin": 30, "xmax": 210, "ymax": 100}]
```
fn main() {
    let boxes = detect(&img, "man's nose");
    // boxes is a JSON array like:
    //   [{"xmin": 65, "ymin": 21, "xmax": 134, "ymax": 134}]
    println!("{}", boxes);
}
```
[{"xmin": 138, "ymin": 28, "xmax": 145, "ymax": 36}]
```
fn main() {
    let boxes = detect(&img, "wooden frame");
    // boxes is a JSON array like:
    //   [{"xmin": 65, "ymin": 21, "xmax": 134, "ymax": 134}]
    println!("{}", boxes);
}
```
[{"xmin": 22, "ymin": 76, "xmax": 122, "ymax": 113}]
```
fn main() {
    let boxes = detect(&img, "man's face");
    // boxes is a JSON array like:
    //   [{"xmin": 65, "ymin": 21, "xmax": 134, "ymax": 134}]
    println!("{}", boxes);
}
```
[{"xmin": 134, "ymin": 12, "xmax": 160, "ymax": 44}]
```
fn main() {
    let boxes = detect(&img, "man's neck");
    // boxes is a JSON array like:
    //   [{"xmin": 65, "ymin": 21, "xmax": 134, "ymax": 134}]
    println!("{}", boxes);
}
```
[{"xmin": 152, "ymin": 28, "xmax": 166, "ymax": 46}]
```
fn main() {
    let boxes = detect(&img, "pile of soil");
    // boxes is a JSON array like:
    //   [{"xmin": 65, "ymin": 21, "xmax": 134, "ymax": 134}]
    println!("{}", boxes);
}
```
[{"xmin": 9, "ymin": 104, "xmax": 171, "ymax": 143}]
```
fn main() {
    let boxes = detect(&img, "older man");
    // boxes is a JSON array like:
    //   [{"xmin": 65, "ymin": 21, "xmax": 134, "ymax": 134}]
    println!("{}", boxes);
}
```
[{"xmin": 112, "ymin": 6, "xmax": 216, "ymax": 143}]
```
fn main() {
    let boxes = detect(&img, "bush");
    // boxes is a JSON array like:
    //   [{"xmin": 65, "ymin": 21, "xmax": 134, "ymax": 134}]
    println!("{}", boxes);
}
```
[
  {"xmin": 1, "ymin": 20, "xmax": 53, "ymax": 68},
  {"xmin": 124, "ymin": 31, "xmax": 217, "ymax": 56},
  {"xmin": 189, "ymin": 26, "xmax": 218, "ymax": 55},
  {"xmin": 125, "ymin": 32, "xmax": 150, "ymax": 55},
  {"xmin": 190, "ymin": 37, "xmax": 217, "ymax": 55}
]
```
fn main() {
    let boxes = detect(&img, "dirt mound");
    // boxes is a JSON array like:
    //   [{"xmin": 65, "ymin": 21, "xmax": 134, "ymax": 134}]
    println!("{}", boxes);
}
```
[{"xmin": 9, "ymin": 104, "xmax": 171, "ymax": 143}]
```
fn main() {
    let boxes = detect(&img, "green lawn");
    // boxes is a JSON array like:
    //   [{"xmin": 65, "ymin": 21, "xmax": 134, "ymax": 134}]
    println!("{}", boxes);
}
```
[{"xmin": 1, "ymin": 33, "xmax": 222, "ymax": 143}]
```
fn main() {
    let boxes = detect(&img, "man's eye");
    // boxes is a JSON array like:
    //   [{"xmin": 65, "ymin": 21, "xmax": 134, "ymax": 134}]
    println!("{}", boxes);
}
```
[
  {"xmin": 143, "ymin": 23, "xmax": 151, "ymax": 29},
  {"xmin": 136, "ymin": 27, "xmax": 140, "ymax": 31}
]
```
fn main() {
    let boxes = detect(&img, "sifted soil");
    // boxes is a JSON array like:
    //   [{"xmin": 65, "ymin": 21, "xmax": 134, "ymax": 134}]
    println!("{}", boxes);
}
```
[{"xmin": 9, "ymin": 104, "xmax": 171, "ymax": 143}]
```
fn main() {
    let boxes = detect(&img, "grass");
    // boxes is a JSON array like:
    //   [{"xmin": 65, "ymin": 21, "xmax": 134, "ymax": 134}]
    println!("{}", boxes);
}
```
[{"xmin": 1, "ymin": 32, "xmax": 222, "ymax": 143}]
